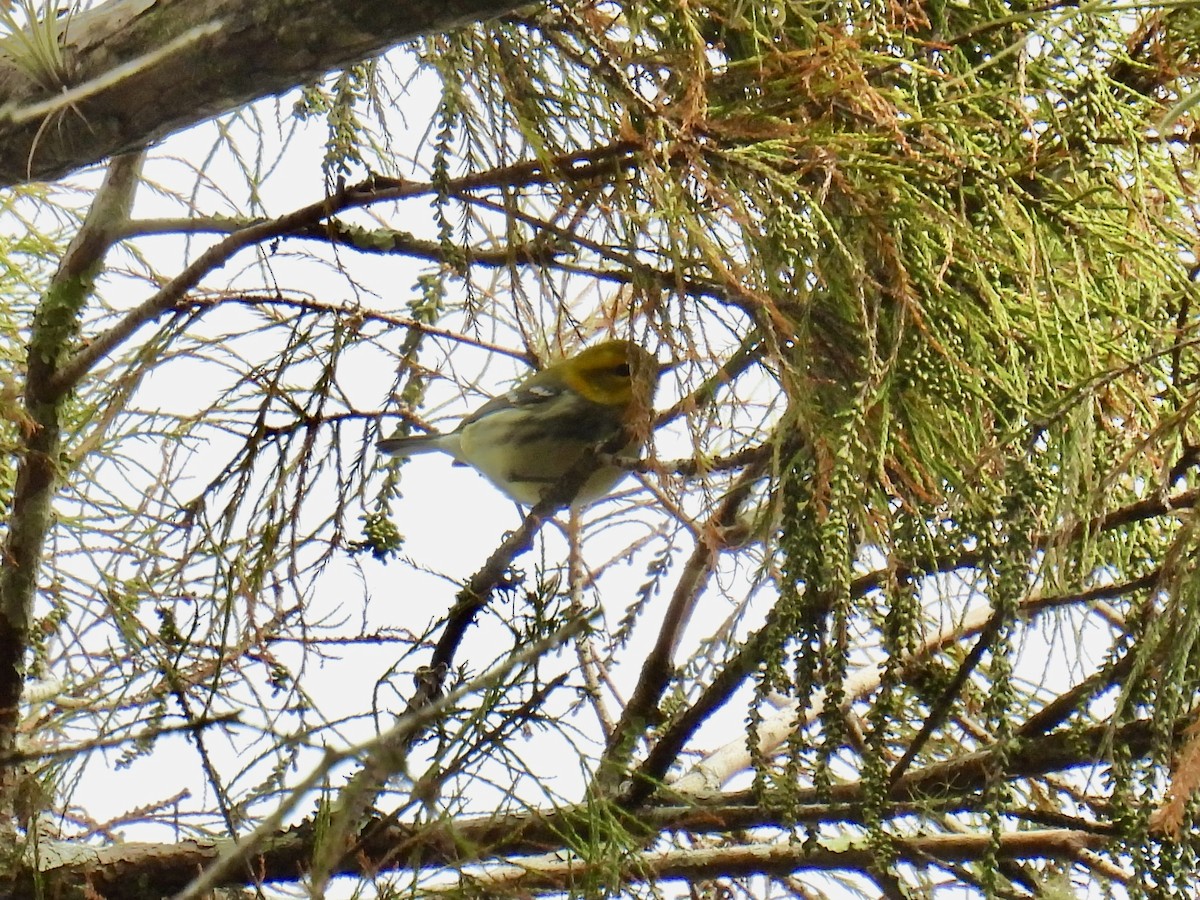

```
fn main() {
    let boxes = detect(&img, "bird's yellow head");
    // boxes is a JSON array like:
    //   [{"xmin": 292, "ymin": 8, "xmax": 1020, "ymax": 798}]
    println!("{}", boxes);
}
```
[{"xmin": 555, "ymin": 340, "xmax": 662, "ymax": 412}]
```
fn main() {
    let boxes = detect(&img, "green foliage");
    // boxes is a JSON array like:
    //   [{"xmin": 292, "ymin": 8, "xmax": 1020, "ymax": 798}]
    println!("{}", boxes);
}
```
[
  {"xmin": 0, "ymin": 1, "xmax": 70, "ymax": 94},
  {"xmin": 354, "ymin": 510, "xmax": 403, "ymax": 561}
]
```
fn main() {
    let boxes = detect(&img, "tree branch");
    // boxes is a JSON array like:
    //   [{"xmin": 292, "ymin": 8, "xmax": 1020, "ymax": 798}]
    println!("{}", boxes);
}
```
[
  {"xmin": 48, "ymin": 144, "xmax": 642, "ymax": 395},
  {"xmin": 0, "ymin": 150, "xmax": 142, "ymax": 804},
  {"xmin": 666, "ymin": 569, "xmax": 1157, "ymax": 797},
  {"xmin": 418, "ymin": 829, "xmax": 1109, "ymax": 894},
  {"xmin": 0, "ymin": 0, "xmax": 532, "ymax": 186},
  {"xmin": 26, "ymin": 712, "xmax": 1163, "ymax": 898},
  {"xmin": 600, "ymin": 456, "xmax": 771, "ymax": 797}
]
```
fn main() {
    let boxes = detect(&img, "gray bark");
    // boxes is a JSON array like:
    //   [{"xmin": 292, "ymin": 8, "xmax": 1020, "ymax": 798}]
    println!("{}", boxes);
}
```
[{"xmin": 0, "ymin": 0, "xmax": 529, "ymax": 186}]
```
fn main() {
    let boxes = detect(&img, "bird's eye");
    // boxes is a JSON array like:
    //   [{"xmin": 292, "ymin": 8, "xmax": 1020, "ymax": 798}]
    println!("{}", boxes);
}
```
[{"xmin": 614, "ymin": 362, "xmax": 632, "ymax": 377}]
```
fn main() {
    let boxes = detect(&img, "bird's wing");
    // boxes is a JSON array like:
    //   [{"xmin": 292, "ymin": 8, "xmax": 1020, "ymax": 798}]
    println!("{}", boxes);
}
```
[{"xmin": 457, "ymin": 381, "xmax": 564, "ymax": 427}]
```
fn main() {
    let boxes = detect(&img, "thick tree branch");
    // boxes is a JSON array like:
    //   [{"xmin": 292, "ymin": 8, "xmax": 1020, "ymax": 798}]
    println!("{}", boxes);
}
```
[
  {"xmin": 0, "ymin": 0, "xmax": 533, "ymax": 186},
  {"xmin": 23, "ymin": 715, "xmax": 1164, "ymax": 898},
  {"xmin": 418, "ymin": 829, "xmax": 1109, "ymax": 894}
]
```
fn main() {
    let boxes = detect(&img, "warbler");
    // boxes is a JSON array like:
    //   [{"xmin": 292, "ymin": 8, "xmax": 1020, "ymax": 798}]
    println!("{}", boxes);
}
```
[{"xmin": 378, "ymin": 340, "xmax": 663, "ymax": 505}]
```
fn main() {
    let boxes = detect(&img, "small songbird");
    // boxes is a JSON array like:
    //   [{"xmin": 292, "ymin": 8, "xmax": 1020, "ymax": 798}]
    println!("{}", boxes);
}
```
[{"xmin": 378, "ymin": 340, "xmax": 663, "ymax": 505}]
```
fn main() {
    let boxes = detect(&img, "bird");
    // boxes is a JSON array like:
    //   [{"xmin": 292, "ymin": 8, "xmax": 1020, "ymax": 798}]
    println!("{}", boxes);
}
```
[{"xmin": 378, "ymin": 340, "xmax": 663, "ymax": 506}]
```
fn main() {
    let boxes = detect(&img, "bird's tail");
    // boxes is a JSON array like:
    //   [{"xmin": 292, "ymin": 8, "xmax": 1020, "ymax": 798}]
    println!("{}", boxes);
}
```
[{"xmin": 377, "ymin": 433, "xmax": 445, "ymax": 456}]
